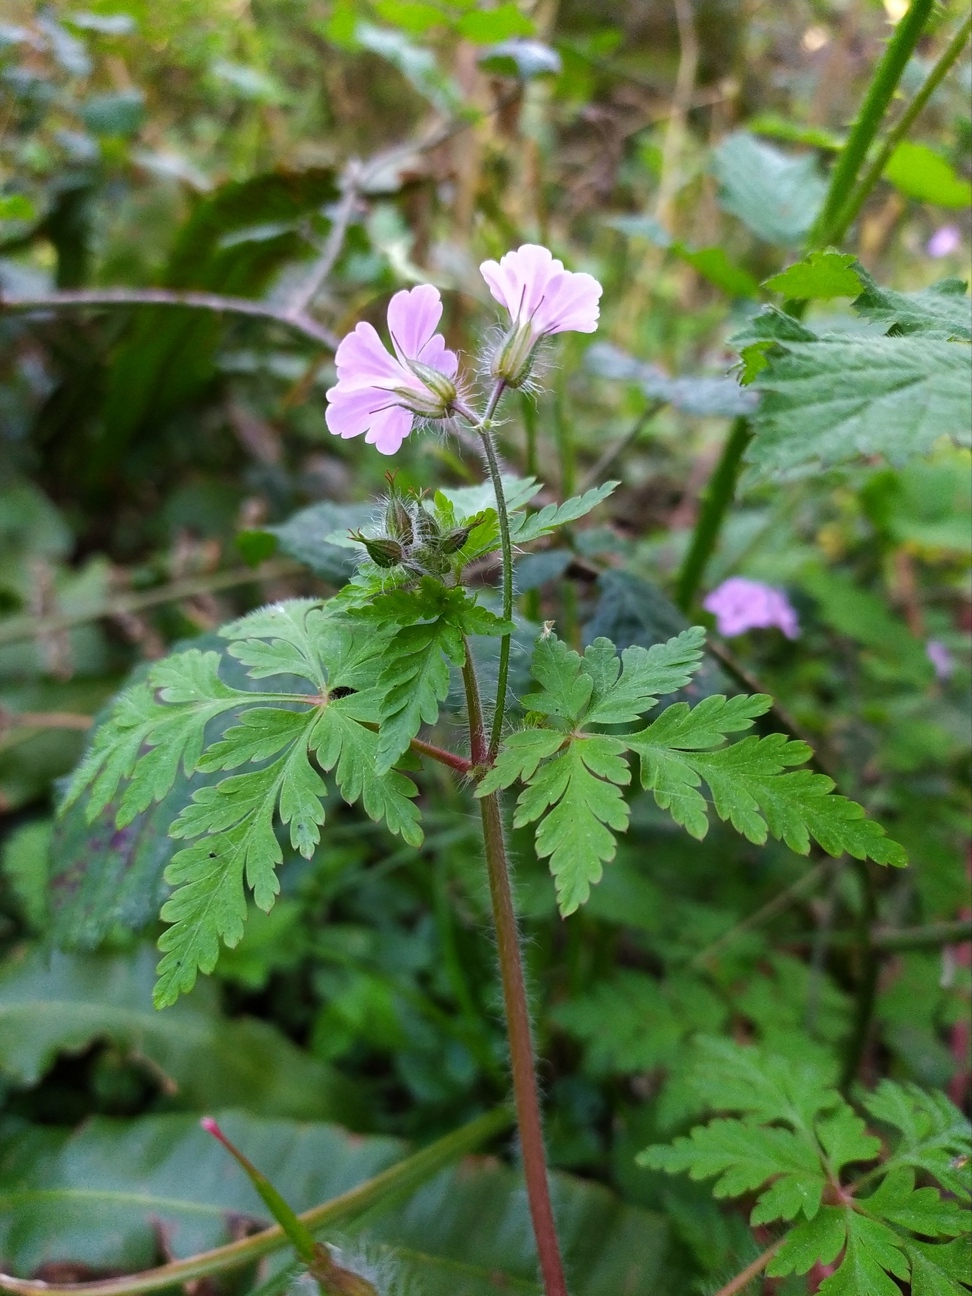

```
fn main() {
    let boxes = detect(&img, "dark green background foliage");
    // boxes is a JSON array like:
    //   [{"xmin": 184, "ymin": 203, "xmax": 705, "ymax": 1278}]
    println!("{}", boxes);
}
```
[{"xmin": 0, "ymin": 0, "xmax": 969, "ymax": 1292}]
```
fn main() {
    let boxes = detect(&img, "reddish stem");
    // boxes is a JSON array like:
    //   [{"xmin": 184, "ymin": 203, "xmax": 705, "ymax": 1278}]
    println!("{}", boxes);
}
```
[
  {"xmin": 409, "ymin": 735, "xmax": 472, "ymax": 775},
  {"xmin": 462, "ymin": 649, "xmax": 568, "ymax": 1296}
]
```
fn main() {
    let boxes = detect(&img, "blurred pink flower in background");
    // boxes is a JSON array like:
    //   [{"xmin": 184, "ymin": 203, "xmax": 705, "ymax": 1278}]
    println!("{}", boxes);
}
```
[
  {"xmin": 325, "ymin": 284, "xmax": 458, "ymax": 455},
  {"xmin": 927, "ymin": 225, "xmax": 961, "ymax": 258},
  {"xmin": 480, "ymin": 244, "xmax": 602, "ymax": 343},
  {"xmin": 926, "ymin": 639, "xmax": 955, "ymax": 680},
  {"xmin": 704, "ymin": 577, "xmax": 800, "ymax": 639}
]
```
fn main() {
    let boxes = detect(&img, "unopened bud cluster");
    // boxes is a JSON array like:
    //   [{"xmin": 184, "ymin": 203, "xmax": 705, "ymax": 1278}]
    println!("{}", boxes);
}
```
[{"xmin": 351, "ymin": 479, "xmax": 483, "ymax": 577}]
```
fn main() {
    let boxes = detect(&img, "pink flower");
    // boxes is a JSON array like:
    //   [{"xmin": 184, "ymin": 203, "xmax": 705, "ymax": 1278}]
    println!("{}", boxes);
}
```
[
  {"xmin": 325, "ymin": 284, "xmax": 459, "ymax": 455},
  {"xmin": 927, "ymin": 226, "xmax": 961, "ymax": 259},
  {"xmin": 703, "ymin": 577, "xmax": 800, "ymax": 639},
  {"xmin": 926, "ymin": 639, "xmax": 955, "ymax": 681},
  {"xmin": 480, "ymin": 244, "xmax": 602, "ymax": 385}
]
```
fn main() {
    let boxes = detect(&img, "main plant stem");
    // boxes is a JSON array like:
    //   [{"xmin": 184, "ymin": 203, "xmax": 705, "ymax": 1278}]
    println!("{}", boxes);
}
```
[
  {"xmin": 461, "ymin": 650, "xmax": 568, "ymax": 1296},
  {"xmin": 459, "ymin": 377, "xmax": 568, "ymax": 1292}
]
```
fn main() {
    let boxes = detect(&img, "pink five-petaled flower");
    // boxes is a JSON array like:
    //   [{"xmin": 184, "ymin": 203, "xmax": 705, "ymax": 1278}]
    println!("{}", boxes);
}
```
[
  {"xmin": 480, "ymin": 243, "xmax": 602, "ymax": 387},
  {"xmin": 325, "ymin": 284, "xmax": 459, "ymax": 456},
  {"xmin": 703, "ymin": 577, "xmax": 800, "ymax": 640}
]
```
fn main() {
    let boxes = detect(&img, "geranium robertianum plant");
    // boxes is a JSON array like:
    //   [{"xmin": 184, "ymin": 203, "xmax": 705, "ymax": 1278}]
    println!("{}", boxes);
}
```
[{"xmin": 61, "ymin": 245, "xmax": 906, "ymax": 1296}]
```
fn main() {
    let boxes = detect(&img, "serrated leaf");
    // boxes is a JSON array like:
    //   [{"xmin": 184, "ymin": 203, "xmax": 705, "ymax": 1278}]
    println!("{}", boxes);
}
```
[
  {"xmin": 861, "ymin": 1169, "xmax": 970, "ymax": 1238},
  {"xmin": 863, "ymin": 1081, "xmax": 972, "ymax": 1200},
  {"xmin": 629, "ymin": 708, "xmax": 907, "ymax": 865},
  {"xmin": 639, "ymin": 1118, "xmax": 825, "ymax": 1223},
  {"xmin": 520, "ymin": 634, "xmax": 593, "ymax": 723},
  {"xmin": 373, "ymin": 616, "xmax": 465, "ymax": 774},
  {"xmin": 59, "ymin": 650, "xmax": 279, "ymax": 824},
  {"xmin": 854, "ymin": 276, "xmax": 972, "ymax": 341},
  {"xmin": 439, "ymin": 474, "xmax": 542, "ymax": 523},
  {"xmin": 154, "ymin": 721, "xmax": 327, "ymax": 1006},
  {"xmin": 769, "ymin": 1206, "xmax": 847, "ymax": 1276},
  {"xmin": 221, "ymin": 600, "xmax": 331, "ymax": 687},
  {"xmin": 553, "ymin": 970, "xmax": 727, "ymax": 1074},
  {"xmin": 686, "ymin": 1038, "xmax": 841, "ymax": 1131},
  {"xmin": 475, "ymin": 728, "xmax": 565, "ymax": 796},
  {"xmin": 816, "ymin": 1106, "xmax": 882, "ymax": 1176},
  {"xmin": 763, "ymin": 251, "xmax": 864, "ymax": 300},
  {"xmin": 583, "ymin": 627, "xmax": 707, "ymax": 725},
  {"xmin": 817, "ymin": 1213, "xmax": 910, "ymax": 1296},
  {"xmin": 313, "ymin": 699, "xmax": 423, "ymax": 847},
  {"xmin": 514, "ymin": 737, "xmax": 630, "ymax": 915},
  {"xmin": 747, "ymin": 336, "xmax": 972, "ymax": 477},
  {"xmin": 907, "ymin": 1239, "xmax": 972, "ymax": 1296},
  {"xmin": 509, "ymin": 481, "xmax": 619, "ymax": 545}
]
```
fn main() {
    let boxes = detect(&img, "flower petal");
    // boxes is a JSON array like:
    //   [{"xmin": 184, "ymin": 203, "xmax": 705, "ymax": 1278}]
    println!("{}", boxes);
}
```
[
  {"xmin": 418, "ymin": 332, "xmax": 459, "ymax": 378},
  {"xmin": 334, "ymin": 321, "xmax": 406, "ymax": 387},
  {"xmin": 387, "ymin": 284, "xmax": 444, "ymax": 362},
  {"xmin": 325, "ymin": 382, "xmax": 392, "ymax": 439},
  {"xmin": 481, "ymin": 244, "xmax": 563, "ymax": 322},
  {"xmin": 532, "ymin": 269, "xmax": 602, "ymax": 336},
  {"xmin": 365, "ymin": 405, "xmax": 413, "ymax": 455}
]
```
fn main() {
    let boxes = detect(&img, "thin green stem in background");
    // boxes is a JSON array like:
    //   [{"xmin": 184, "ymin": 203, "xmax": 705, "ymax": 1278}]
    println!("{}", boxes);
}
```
[
  {"xmin": 0, "ymin": 1109, "xmax": 512, "ymax": 1296},
  {"xmin": 675, "ymin": 415, "xmax": 752, "ymax": 611},
  {"xmin": 840, "ymin": 857, "xmax": 881, "ymax": 1093},
  {"xmin": 810, "ymin": 0, "xmax": 935, "ymax": 247},
  {"xmin": 829, "ymin": 10, "xmax": 972, "ymax": 244},
  {"xmin": 521, "ymin": 390, "xmax": 539, "ymax": 478}
]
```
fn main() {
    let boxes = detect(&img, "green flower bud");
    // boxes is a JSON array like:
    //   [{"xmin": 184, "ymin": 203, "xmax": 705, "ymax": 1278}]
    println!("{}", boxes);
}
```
[
  {"xmin": 440, "ymin": 511, "xmax": 486, "ymax": 554},
  {"xmin": 392, "ymin": 361, "xmax": 457, "ymax": 419},
  {"xmin": 491, "ymin": 320, "xmax": 539, "ymax": 388},
  {"xmin": 412, "ymin": 505, "xmax": 442, "ymax": 544},
  {"xmin": 349, "ymin": 531, "xmax": 405, "ymax": 568},
  {"xmin": 384, "ymin": 494, "xmax": 414, "ymax": 544}
]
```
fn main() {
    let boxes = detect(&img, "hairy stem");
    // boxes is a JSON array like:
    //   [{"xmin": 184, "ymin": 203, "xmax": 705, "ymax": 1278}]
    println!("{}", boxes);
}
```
[
  {"xmin": 475, "ymin": 395, "xmax": 514, "ymax": 759},
  {"xmin": 829, "ymin": 10, "xmax": 972, "ymax": 243},
  {"xmin": 480, "ymin": 795, "xmax": 568, "ymax": 1292},
  {"xmin": 712, "ymin": 1240, "xmax": 784, "ymax": 1296},
  {"xmin": 461, "ymin": 644, "xmax": 567, "ymax": 1293},
  {"xmin": 810, "ymin": 0, "xmax": 935, "ymax": 247},
  {"xmin": 409, "ymin": 735, "xmax": 473, "ymax": 775},
  {"xmin": 675, "ymin": 416, "xmax": 752, "ymax": 611}
]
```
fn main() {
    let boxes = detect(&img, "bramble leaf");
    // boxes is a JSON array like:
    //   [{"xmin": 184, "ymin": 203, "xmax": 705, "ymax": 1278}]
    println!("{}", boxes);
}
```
[
  {"xmin": 513, "ymin": 737, "xmax": 630, "ymax": 915},
  {"xmin": 763, "ymin": 250, "xmax": 864, "ymax": 301},
  {"xmin": 748, "ymin": 335, "xmax": 972, "ymax": 476},
  {"xmin": 853, "ymin": 274, "xmax": 972, "ymax": 341}
]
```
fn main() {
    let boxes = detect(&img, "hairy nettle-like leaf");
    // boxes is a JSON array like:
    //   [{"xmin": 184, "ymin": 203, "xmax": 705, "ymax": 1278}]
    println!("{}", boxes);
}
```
[
  {"xmin": 479, "ymin": 628, "xmax": 905, "ymax": 916},
  {"xmin": 640, "ymin": 1043, "xmax": 972, "ymax": 1296}
]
